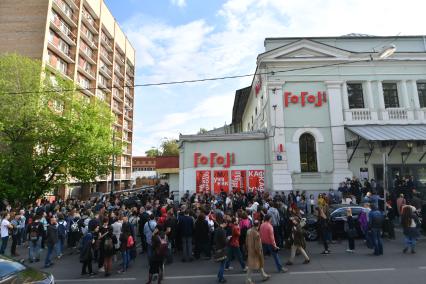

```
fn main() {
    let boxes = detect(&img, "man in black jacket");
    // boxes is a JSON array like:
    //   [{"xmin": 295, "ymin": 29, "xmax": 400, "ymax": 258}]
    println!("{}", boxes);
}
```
[{"xmin": 44, "ymin": 217, "xmax": 58, "ymax": 268}]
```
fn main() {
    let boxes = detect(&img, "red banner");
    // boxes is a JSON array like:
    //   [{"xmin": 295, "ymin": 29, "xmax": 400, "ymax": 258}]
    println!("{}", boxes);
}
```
[
  {"xmin": 231, "ymin": 170, "xmax": 247, "ymax": 193},
  {"xmin": 196, "ymin": 171, "xmax": 211, "ymax": 194},
  {"xmin": 213, "ymin": 170, "xmax": 229, "ymax": 194},
  {"xmin": 248, "ymin": 170, "xmax": 265, "ymax": 192}
]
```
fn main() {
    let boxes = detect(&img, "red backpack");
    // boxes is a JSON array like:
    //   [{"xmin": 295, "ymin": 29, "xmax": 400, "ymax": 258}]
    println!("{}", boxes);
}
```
[{"xmin": 127, "ymin": 235, "xmax": 134, "ymax": 248}]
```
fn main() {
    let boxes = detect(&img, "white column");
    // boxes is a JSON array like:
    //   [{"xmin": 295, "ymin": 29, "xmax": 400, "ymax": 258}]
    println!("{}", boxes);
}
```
[
  {"xmin": 341, "ymin": 82, "xmax": 350, "ymax": 122},
  {"xmin": 377, "ymin": 80, "xmax": 388, "ymax": 120},
  {"xmin": 325, "ymin": 81, "xmax": 352, "ymax": 188},
  {"xmin": 410, "ymin": 80, "xmax": 423, "ymax": 120},
  {"xmin": 400, "ymin": 80, "xmax": 414, "ymax": 119},
  {"xmin": 364, "ymin": 80, "xmax": 378, "ymax": 121}
]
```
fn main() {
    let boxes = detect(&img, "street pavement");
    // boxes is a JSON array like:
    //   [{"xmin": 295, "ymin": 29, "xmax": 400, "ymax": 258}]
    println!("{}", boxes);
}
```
[{"xmin": 4, "ymin": 230, "xmax": 426, "ymax": 284}]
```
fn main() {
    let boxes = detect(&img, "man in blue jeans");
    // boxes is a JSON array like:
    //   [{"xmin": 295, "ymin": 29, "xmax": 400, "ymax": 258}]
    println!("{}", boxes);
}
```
[
  {"xmin": 260, "ymin": 214, "xmax": 288, "ymax": 273},
  {"xmin": 369, "ymin": 205, "xmax": 384, "ymax": 255},
  {"xmin": 44, "ymin": 217, "xmax": 58, "ymax": 268},
  {"xmin": 0, "ymin": 213, "xmax": 13, "ymax": 255},
  {"xmin": 178, "ymin": 209, "xmax": 194, "ymax": 262}
]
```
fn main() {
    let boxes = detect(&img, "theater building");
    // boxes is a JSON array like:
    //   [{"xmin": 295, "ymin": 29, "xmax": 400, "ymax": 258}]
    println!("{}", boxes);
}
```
[{"xmin": 178, "ymin": 35, "xmax": 426, "ymax": 196}]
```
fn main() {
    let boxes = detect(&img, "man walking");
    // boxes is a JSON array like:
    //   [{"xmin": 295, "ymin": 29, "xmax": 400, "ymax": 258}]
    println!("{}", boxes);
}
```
[
  {"xmin": 369, "ymin": 205, "xmax": 384, "ymax": 256},
  {"xmin": 259, "ymin": 214, "xmax": 287, "ymax": 273},
  {"xmin": 246, "ymin": 220, "xmax": 270, "ymax": 284},
  {"xmin": 0, "ymin": 213, "xmax": 13, "ymax": 255},
  {"xmin": 44, "ymin": 217, "xmax": 58, "ymax": 268},
  {"xmin": 178, "ymin": 209, "xmax": 194, "ymax": 262}
]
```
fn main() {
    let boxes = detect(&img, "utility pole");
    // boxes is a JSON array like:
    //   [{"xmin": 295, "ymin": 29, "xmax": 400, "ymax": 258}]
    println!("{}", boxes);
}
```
[{"xmin": 110, "ymin": 131, "xmax": 115, "ymax": 198}]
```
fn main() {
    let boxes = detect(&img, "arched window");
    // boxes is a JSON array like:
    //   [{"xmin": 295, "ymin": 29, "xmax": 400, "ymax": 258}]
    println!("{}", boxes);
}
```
[{"xmin": 299, "ymin": 133, "xmax": 318, "ymax": 172}]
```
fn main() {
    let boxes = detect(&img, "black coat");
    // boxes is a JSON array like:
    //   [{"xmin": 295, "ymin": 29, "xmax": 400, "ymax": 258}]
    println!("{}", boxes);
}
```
[{"xmin": 46, "ymin": 224, "xmax": 58, "ymax": 246}]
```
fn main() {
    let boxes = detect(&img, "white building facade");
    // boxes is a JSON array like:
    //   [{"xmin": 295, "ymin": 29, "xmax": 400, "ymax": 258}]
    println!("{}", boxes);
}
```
[{"xmin": 178, "ymin": 35, "xmax": 426, "ymax": 196}]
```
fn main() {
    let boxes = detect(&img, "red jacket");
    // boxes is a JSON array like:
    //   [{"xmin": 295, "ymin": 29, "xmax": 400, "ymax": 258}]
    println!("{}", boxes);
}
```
[{"xmin": 228, "ymin": 224, "xmax": 241, "ymax": 247}]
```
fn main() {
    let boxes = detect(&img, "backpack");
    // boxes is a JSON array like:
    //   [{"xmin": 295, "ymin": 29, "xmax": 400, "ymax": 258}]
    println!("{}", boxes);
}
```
[
  {"xmin": 158, "ymin": 236, "xmax": 168, "ymax": 257},
  {"xmin": 104, "ymin": 236, "xmax": 114, "ymax": 252},
  {"xmin": 30, "ymin": 223, "xmax": 39, "ymax": 242},
  {"xmin": 70, "ymin": 221, "xmax": 79, "ymax": 233},
  {"xmin": 371, "ymin": 211, "xmax": 384, "ymax": 229},
  {"xmin": 127, "ymin": 235, "xmax": 134, "ymax": 248},
  {"xmin": 58, "ymin": 221, "xmax": 67, "ymax": 238}
]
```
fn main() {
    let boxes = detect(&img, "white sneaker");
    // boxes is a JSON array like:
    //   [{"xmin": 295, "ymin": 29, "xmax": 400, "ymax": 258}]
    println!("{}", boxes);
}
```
[
  {"xmin": 346, "ymin": 249, "xmax": 354, "ymax": 253},
  {"xmin": 98, "ymin": 267, "xmax": 105, "ymax": 272}
]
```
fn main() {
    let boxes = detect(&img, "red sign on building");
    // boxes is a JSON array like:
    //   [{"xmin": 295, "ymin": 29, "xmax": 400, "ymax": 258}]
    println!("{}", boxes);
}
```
[
  {"xmin": 194, "ymin": 152, "xmax": 235, "ymax": 168},
  {"xmin": 231, "ymin": 170, "xmax": 247, "ymax": 193},
  {"xmin": 213, "ymin": 170, "xmax": 229, "ymax": 194},
  {"xmin": 284, "ymin": 91, "xmax": 327, "ymax": 107},
  {"xmin": 248, "ymin": 170, "xmax": 265, "ymax": 192},
  {"xmin": 196, "ymin": 170, "xmax": 211, "ymax": 194}
]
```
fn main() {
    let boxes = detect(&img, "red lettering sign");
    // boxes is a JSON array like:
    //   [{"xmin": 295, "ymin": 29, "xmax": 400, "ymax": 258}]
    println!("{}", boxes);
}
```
[
  {"xmin": 196, "ymin": 170, "xmax": 211, "ymax": 194},
  {"xmin": 213, "ymin": 170, "xmax": 229, "ymax": 194},
  {"xmin": 231, "ymin": 170, "xmax": 247, "ymax": 193},
  {"xmin": 248, "ymin": 170, "xmax": 265, "ymax": 192},
  {"xmin": 284, "ymin": 91, "xmax": 327, "ymax": 107},
  {"xmin": 194, "ymin": 152, "xmax": 235, "ymax": 168}
]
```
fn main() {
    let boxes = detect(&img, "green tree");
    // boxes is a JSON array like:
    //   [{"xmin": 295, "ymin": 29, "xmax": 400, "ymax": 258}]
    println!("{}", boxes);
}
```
[
  {"xmin": 145, "ymin": 147, "xmax": 160, "ymax": 157},
  {"xmin": 197, "ymin": 128, "xmax": 208, "ymax": 134},
  {"xmin": 160, "ymin": 138, "xmax": 179, "ymax": 156},
  {"xmin": 0, "ymin": 53, "xmax": 119, "ymax": 205}
]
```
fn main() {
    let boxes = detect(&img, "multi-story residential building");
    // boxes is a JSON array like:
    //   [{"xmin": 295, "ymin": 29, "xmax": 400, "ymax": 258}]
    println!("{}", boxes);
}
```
[
  {"xmin": 178, "ymin": 35, "xmax": 426, "ymax": 196},
  {"xmin": 0, "ymin": 0, "xmax": 135, "ymax": 196}
]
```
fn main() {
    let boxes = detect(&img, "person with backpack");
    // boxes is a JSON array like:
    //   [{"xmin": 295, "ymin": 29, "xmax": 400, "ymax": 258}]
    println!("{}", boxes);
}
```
[
  {"xmin": 369, "ymin": 204, "xmax": 384, "ymax": 256},
  {"xmin": 57, "ymin": 214, "xmax": 67, "ymax": 258},
  {"xmin": 80, "ymin": 228, "xmax": 96, "ymax": 276},
  {"xmin": 10, "ymin": 212, "xmax": 21, "ymax": 257},
  {"xmin": 28, "ymin": 215, "xmax": 44, "ymax": 262},
  {"xmin": 146, "ymin": 226, "xmax": 167, "ymax": 284},
  {"xmin": 144, "ymin": 214, "xmax": 157, "ymax": 259},
  {"xmin": 69, "ymin": 215, "xmax": 81, "ymax": 250},
  {"xmin": 139, "ymin": 206, "xmax": 150, "ymax": 254},
  {"xmin": 285, "ymin": 217, "xmax": 310, "ymax": 265},
  {"xmin": 401, "ymin": 205, "xmax": 420, "ymax": 254},
  {"xmin": 118, "ymin": 222, "xmax": 133, "ymax": 273},
  {"xmin": 99, "ymin": 220, "xmax": 117, "ymax": 277},
  {"xmin": 44, "ymin": 217, "xmax": 58, "ymax": 268}
]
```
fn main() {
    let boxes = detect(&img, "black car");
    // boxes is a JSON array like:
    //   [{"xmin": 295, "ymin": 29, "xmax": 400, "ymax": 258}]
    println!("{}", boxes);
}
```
[
  {"xmin": 0, "ymin": 256, "xmax": 54, "ymax": 284},
  {"xmin": 305, "ymin": 205, "xmax": 371, "ymax": 241}
]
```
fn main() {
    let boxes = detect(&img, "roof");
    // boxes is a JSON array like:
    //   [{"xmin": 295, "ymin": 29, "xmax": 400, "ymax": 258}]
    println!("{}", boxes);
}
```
[
  {"xmin": 179, "ymin": 131, "xmax": 267, "ymax": 143},
  {"xmin": 232, "ymin": 86, "xmax": 251, "ymax": 125},
  {"xmin": 265, "ymin": 35, "xmax": 426, "ymax": 41},
  {"xmin": 346, "ymin": 125, "xmax": 426, "ymax": 141},
  {"xmin": 155, "ymin": 156, "xmax": 179, "ymax": 169}
]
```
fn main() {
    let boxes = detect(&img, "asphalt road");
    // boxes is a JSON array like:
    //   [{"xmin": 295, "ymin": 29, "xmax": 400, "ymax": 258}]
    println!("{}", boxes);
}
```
[{"xmin": 4, "ymin": 230, "xmax": 426, "ymax": 284}]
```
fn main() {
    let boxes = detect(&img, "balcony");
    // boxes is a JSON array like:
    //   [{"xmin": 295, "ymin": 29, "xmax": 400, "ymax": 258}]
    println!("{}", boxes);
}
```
[
  {"xmin": 81, "ymin": 10, "xmax": 99, "ymax": 34},
  {"xmin": 98, "ymin": 78, "xmax": 111, "ymax": 92},
  {"xmin": 113, "ymin": 90, "xmax": 123, "ymax": 102},
  {"xmin": 115, "ymin": 53, "xmax": 125, "ymax": 66},
  {"xmin": 113, "ymin": 104, "xmax": 123, "ymax": 115},
  {"xmin": 124, "ymin": 88, "xmax": 132, "ymax": 98},
  {"xmin": 114, "ymin": 66, "xmax": 124, "ymax": 79},
  {"xmin": 47, "ymin": 41, "xmax": 74, "ymax": 63},
  {"xmin": 386, "ymin": 107, "xmax": 413, "ymax": 120},
  {"xmin": 79, "ymin": 47, "xmax": 96, "ymax": 65},
  {"xmin": 78, "ymin": 65, "xmax": 96, "ymax": 81},
  {"xmin": 101, "ymin": 34, "xmax": 113, "ymax": 52},
  {"xmin": 99, "ymin": 65, "xmax": 112, "ymax": 79},
  {"xmin": 345, "ymin": 108, "xmax": 373, "ymax": 122},
  {"xmin": 52, "ymin": 0, "xmax": 78, "ymax": 27},
  {"xmin": 80, "ymin": 30, "xmax": 97, "ymax": 49},
  {"xmin": 50, "ymin": 18, "xmax": 76, "ymax": 46},
  {"xmin": 64, "ymin": 0, "xmax": 79, "ymax": 10},
  {"xmin": 100, "ymin": 51, "xmax": 112, "ymax": 66},
  {"xmin": 114, "ymin": 78, "xmax": 123, "ymax": 90}
]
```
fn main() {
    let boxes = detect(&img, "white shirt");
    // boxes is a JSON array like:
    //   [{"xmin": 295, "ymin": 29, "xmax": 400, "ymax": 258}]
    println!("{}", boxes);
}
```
[{"xmin": 1, "ymin": 219, "xmax": 10, "ymax": 238}]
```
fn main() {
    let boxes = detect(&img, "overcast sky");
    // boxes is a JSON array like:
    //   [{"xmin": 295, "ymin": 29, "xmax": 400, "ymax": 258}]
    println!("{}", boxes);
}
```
[{"xmin": 104, "ymin": 0, "xmax": 426, "ymax": 155}]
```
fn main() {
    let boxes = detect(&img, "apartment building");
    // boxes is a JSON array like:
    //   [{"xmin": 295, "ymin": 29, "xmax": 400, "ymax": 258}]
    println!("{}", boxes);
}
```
[{"xmin": 0, "ymin": 0, "xmax": 135, "ymax": 195}]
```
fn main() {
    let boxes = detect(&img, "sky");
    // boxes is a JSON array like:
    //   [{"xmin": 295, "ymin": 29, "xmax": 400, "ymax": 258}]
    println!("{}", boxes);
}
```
[{"xmin": 104, "ymin": 0, "xmax": 426, "ymax": 155}]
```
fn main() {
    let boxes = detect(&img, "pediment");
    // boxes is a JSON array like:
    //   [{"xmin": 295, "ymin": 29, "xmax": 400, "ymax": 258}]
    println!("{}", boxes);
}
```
[{"xmin": 258, "ymin": 39, "xmax": 352, "ymax": 61}]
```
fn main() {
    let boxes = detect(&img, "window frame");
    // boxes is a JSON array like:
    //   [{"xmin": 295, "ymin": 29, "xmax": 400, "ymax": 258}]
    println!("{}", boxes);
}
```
[
  {"xmin": 347, "ymin": 83, "xmax": 365, "ymax": 109},
  {"xmin": 417, "ymin": 82, "xmax": 426, "ymax": 108},
  {"xmin": 383, "ymin": 82, "xmax": 399, "ymax": 108},
  {"xmin": 299, "ymin": 133, "xmax": 318, "ymax": 173}
]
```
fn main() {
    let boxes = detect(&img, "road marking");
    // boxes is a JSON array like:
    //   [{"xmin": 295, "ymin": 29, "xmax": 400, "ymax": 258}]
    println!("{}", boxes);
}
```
[
  {"xmin": 419, "ymin": 266, "xmax": 426, "ymax": 270},
  {"xmin": 56, "ymin": 278, "xmax": 137, "ymax": 282},
  {"xmin": 289, "ymin": 268, "xmax": 396, "ymax": 275},
  {"xmin": 164, "ymin": 268, "xmax": 397, "ymax": 280}
]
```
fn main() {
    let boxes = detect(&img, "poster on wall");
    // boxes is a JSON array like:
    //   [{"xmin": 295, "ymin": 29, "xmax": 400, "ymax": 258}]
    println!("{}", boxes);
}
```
[
  {"xmin": 231, "ymin": 170, "xmax": 247, "ymax": 193},
  {"xmin": 360, "ymin": 168, "xmax": 369, "ymax": 181},
  {"xmin": 213, "ymin": 170, "xmax": 229, "ymax": 194},
  {"xmin": 196, "ymin": 171, "xmax": 211, "ymax": 194},
  {"xmin": 248, "ymin": 170, "xmax": 265, "ymax": 192}
]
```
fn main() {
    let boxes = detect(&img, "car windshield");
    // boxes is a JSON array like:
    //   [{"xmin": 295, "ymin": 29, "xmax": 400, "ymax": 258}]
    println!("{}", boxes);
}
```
[{"xmin": 0, "ymin": 260, "xmax": 26, "ymax": 279}]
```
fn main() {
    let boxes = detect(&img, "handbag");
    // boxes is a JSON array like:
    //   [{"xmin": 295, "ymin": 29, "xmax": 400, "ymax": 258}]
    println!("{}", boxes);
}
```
[{"xmin": 214, "ymin": 248, "xmax": 227, "ymax": 262}]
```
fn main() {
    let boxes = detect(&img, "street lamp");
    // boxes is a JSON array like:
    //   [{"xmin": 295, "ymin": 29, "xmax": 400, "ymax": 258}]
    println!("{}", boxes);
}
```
[{"xmin": 378, "ymin": 44, "xmax": 396, "ymax": 59}]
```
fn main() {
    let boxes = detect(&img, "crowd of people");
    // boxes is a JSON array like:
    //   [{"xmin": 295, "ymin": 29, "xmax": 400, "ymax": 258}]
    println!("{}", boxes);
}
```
[{"xmin": 0, "ymin": 177, "xmax": 424, "ymax": 284}]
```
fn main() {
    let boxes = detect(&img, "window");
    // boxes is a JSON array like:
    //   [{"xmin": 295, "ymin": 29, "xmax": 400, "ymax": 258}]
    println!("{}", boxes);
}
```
[
  {"xmin": 299, "ymin": 133, "xmax": 318, "ymax": 172},
  {"xmin": 417, "ymin": 83, "xmax": 426, "ymax": 108},
  {"xmin": 255, "ymin": 107, "xmax": 258, "ymax": 115},
  {"xmin": 347, "ymin": 83, "xmax": 365, "ymax": 109},
  {"xmin": 383, "ymin": 83, "xmax": 399, "ymax": 108}
]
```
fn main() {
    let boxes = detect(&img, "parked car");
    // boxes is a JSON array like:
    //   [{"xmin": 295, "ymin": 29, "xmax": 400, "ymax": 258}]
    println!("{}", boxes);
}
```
[
  {"xmin": 0, "ymin": 256, "xmax": 54, "ymax": 284},
  {"xmin": 304, "ymin": 205, "xmax": 371, "ymax": 241}
]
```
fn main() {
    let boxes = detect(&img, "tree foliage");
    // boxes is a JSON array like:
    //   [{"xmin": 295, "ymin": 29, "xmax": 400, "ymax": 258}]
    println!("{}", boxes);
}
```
[
  {"xmin": 145, "ymin": 147, "xmax": 160, "ymax": 157},
  {"xmin": 0, "ymin": 53, "xmax": 119, "ymax": 205},
  {"xmin": 160, "ymin": 138, "xmax": 179, "ymax": 156}
]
